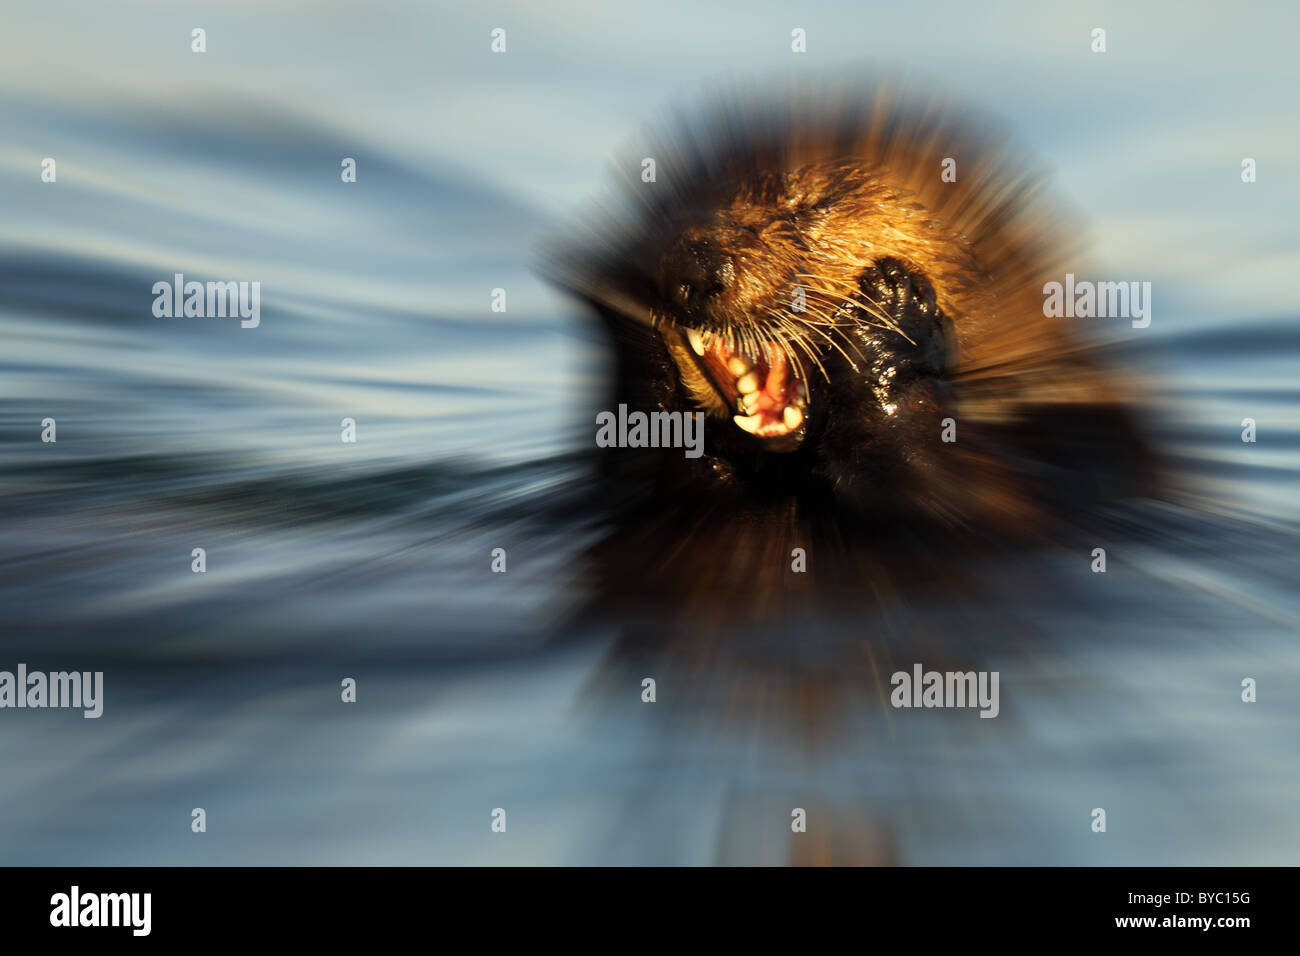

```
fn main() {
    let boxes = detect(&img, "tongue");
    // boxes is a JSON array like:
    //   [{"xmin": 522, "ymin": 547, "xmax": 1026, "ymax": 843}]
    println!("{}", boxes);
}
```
[
  {"xmin": 719, "ymin": 338, "xmax": 807, "ymax": 437},
  {"xmin": 763, "ymin": 343, "xmax": 788, "ymax": 401},
  {"xmin": 740, "ymin": 344, "xmax": 795, "ymax": 420}
]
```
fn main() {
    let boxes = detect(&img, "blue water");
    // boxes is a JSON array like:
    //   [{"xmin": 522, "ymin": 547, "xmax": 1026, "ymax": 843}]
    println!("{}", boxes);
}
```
[{"xmin": 1, "ymin": 1, "xmax": 1298, "ymax": 865}]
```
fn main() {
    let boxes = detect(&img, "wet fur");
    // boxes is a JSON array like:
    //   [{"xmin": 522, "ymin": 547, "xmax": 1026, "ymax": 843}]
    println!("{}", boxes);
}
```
[
  {"xmin": 543, "ymin": 86, "xmax": 1165, "ymax": 843},
  {"xmin": 551, "ymin": 84, "xmax": 1158, "ymax": 535}
]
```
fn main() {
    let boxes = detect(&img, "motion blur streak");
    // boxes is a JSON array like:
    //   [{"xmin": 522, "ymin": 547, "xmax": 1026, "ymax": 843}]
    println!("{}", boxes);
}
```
[{"xmin": 1, "ymin": 1, "xmax": 1298, "ymax": 865}]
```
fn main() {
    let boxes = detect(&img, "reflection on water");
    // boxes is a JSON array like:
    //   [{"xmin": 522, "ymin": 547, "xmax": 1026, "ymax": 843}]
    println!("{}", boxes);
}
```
[{"xmin": 3, "ymin": 2, "xmax": 1300, "ymax": 865}]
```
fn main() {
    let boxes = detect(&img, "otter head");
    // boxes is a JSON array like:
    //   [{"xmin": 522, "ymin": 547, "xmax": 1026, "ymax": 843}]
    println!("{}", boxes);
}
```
[
  {"xmin": 650, "ymin": 159, "xmax": 957, "ymax": 465},
  {"xmin": 550, "ymin": 92, "xmax": 1153, "ymax": 524}
]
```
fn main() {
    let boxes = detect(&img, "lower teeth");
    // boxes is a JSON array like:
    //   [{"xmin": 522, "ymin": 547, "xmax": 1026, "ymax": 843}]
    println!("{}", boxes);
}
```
[{"xmin": 731, "ymin": 402, "xmax": 804, "ymax": 436}]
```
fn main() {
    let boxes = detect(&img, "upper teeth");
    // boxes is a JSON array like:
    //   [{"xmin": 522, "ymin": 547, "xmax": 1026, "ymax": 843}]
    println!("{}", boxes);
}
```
[{"xmin": 681, "ymin": 328, "xmax": 807, "ymax": 440}]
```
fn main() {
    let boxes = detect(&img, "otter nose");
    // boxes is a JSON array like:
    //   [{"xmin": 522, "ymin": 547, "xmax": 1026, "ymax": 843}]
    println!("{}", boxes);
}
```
[{"xmin": 662, "ymin": 237, "xmax": 735, "ymax": 312}]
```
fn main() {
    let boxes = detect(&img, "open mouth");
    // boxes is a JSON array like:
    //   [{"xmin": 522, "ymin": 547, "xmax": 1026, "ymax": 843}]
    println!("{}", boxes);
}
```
[{"xmin": 680, "ymin": 327, "xmax": 810, "ymax": 445}]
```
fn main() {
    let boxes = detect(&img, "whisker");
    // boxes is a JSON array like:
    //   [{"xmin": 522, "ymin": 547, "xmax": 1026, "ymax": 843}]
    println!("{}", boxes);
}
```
[
  {"xmin": 796, "ymin": 273, "xmax": 918, "ymax": 345},
  {"xmin": 761, "ymin": 308, "xmax": 836, "ymax": 380}
]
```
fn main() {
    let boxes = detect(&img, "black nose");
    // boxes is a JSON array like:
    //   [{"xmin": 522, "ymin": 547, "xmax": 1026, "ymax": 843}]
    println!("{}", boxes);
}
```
[{"xmin": 661, "ymin": 236, "xmax": 735, "ymax": 312}]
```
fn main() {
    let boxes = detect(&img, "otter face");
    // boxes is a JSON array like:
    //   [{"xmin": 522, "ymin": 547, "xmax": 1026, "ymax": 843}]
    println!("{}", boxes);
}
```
[
  {"xmin": 632, "ymin": 160, "xmax": 959, "ymax": 508},
  {"xmin": 550, "ymin": 153, "xmax": 973, "ymax": 515},
  {"xmin": 553, "ymin": 90, "xmax": 1156, "ymax": 528},
  {"xmin": 656, "ymin": 215, "xmax": 955, "ymax": 450}
]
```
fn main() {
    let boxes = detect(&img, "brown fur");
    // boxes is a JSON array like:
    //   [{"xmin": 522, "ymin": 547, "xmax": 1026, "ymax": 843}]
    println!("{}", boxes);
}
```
[{"xmin": 550, "ymin": 81, "xmax": 1158, "ymax": 531}]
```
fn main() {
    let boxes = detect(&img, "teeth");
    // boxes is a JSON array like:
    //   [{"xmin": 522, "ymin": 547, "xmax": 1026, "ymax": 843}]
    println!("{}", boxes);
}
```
[
  {"xmin": 727, "ymin": 356, "xmax": 751, "ymax": 376},
  {"xmin": 783, "ymin": 406, "xmax": 803, "ymax": 429},
  {"xmin": 739, "ymin": 392, "xmax": 759, "ymax": 413},
  {"xmin": 687, "ymin": 329, "xmax": 707, "ymax": 356},
  {"xmin": 733, "ymin": 414, "xmax": 763, "ymax": 434},
  {"xmin": 736, "ymin": 372, "xmax": 760, "ymax": 394}
]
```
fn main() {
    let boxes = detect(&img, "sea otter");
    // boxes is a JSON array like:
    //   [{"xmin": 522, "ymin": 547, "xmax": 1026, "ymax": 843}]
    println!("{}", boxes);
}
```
[
  {"xmin": 543, "ymin": 87, "xmax": 1163, "ymax": 852},
  {"xmin": 550, "ymin": 84, "xmax": 1156, "ymax": 536}
]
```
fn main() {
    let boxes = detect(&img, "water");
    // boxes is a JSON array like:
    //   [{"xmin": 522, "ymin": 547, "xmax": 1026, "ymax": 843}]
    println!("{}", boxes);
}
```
[{"xmin": 2, "ymin": 0, "xmax": 1298, "ymax": 865}]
